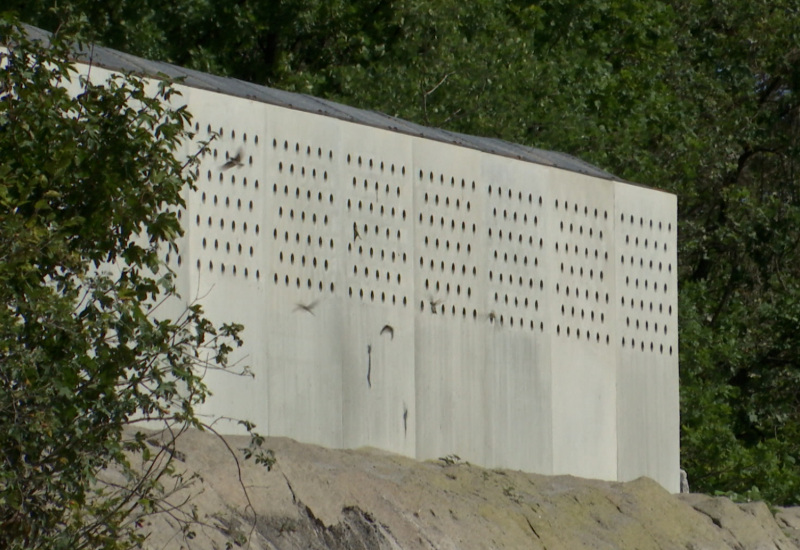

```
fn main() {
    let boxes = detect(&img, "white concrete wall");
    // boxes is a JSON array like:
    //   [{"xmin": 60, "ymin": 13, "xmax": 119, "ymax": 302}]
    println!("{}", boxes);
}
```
[
  {"xmin": 613, "ymin": 183, "xmax": 679, "ymax": 491},
  {"xmin": 75, "ymin": 63, "xmax": 679, "ymax": 491}
]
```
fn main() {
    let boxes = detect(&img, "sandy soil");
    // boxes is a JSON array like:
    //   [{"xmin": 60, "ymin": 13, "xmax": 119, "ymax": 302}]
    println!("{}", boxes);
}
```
[{"xmin": 134, "ymin": 429, "xmax": 800, "ymax": 549}]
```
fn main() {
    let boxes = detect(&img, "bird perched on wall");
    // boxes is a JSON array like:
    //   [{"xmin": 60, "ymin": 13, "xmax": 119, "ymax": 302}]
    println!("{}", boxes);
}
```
[
  {"xmin": 293, "ymin": 299, "xmax": 319, "ymax": 315},
  {"xmin": 380, "ymin": 324, "xmax": 394, "ymax": 339},
  {"xmin": 488, "ymin": 311, "xmax": 497, "ymax": 323},
  {"xmin": 353, "ymin": 222, "xmax": 361, "ymax": 241},
  {"xmin": 221, "ymin": 149, "xmax": 244, "ymax": 170},
  {"xmin": 367, "ymin": 344, "xmax": 372, "ymax": 388}
]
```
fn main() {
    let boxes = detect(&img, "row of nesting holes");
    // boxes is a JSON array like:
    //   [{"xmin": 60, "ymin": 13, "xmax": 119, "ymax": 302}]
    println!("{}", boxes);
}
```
[
  {"xmin": 559, "ymin": 220, "xmax": 604, "ymax": 238},
  {"xmin": 620, "ymin": 213, "xmax": 672, "ymax": 232},
  {"xmin": 555, "ymin": 243, "xmax": 608, "ymax": 260},
  {"xmin": 277, "ymin": 162, "xmax": 328, "ymax": 180},
  {"xmin": 273, "ymin": 231, "xmax": 335, "ymax": 249},
  {"xmin": 623, "ymin": 235, "xmax": 668, "ymax": 251},
  {"xmin": 560, "ymin": 262, "xmax": 604, "ymax": 281},
  {"xmin": 278, "ymin": 207, "xmax": 329, "ymax": 225},
  {"xmin": 201, "ymin": 192, "xmax": 255, "ymax": 212},
  {"xmin": 494, "ymin": 207, "xmax": 537, "ymax": 225},
  {"xmin": 489, "ymin": 272, "xmax": 543, "ymax": 290},
  {"xmin": 556, "ymin": 199, "xmax": 609, "ymax": 220},
  {"xmin": 198, "ymin": 124, "xmax": 258, "ymax": 145},
  {"xmin": 352, "ymin": 177, "xmax": 402, "ymax": 198},
  {"xmin": 489, "ymin": 186, "xmax": 542, "ymax": 204},
  {"xmin": 349, "ymin": 199, "xmax": 407, "ymax": 219},
  {"xmin": 196, "ymin": 258, "xmax": 259, "ymax": 280},
  {"xmin": 272, "ymin": 183, "xmax": 334, "ymax": 205},
  {"xmin": 273, "ymin": 274, "xmax": 335, "ymax": 293},
  {"xmin": 420, "ymin": 171, "xmax": 476, "ymax": 190},
  {"xmin": 560, "ymin": 305, "xmax": 604, "ymax": 323},
  {"xmin": 555, "ymin": 325, "xmax": 611, "ymax": 344},
  {"xmin": 556, "ymin": 285, "xmax": 610, "ymax": 304},
  {"xmin": 622, "ymin": 256, "xmax": 673, "ymax": 273},
  {"xmin": 424, "ymin": 192, "xmax": 471, "ymax": 211},
  {"xmin": 492, "ymin": 292, "xmax": 540, "ymax": 311},
  {"xmin": 419, "ymin": 259, "xmax": 478, "ymax": 277},
  {"xmin": 419, "ymin": 300, "xmax": 545, "ymax": 330},
  {"xmin": 624, "ymin": 316, "xmax": 667, "ymax": 335},
  {"xmin": 347, "ymin": 224, "xmax": 403, "ymax": 242},
  {"xmin": 622, "ymin": 297, "xmax": 673, "ymax": 313},
  {"xmin": 195, "ymin": 215, "xmax": 260, "ymax": 237},
  {"xmin": 351, "ymin": 265, "xmax": 402, "ymax": 285},
  {"xmin": 278, "ymin": 252, "xmax": 329, "ymax": 270},
  {"xmin": 202, "ymin": 238, "xmax": 255, "ymax": 258},
  {"xmin": 488, "ymin": 230, "xmax": 544, "ymax": 247},
  {"xmin": 203, "ymin": 169, "xmax": 259, "ymax": 191},
  {"xmin": 347, "ymin": 154, "xmax": 406, "ymax": 175},
  {"xmin": 349, "ymin": 247, "xmax": 408, "ymax": 263},
  {"xmin": 421, "ymin": 213, "xmax": 478, "ymax": 234},
  {"xmin": 624, "ymin": 276, "xmax": 669, "ymax": 294},
  {"xmin": 348, "ymin": 287, "xmax": 408, "ymax": 305},
  {"xmin": 424, "ymin": 237, "xmax": 472, "ymax": 253},
  {"xmin": 424, "ymin": 278, "xmax": 472, "ymax": 296},
  {"xmin": 275, "ymin": 139, "xmax": 334, "ymax": 160},
  {"xmin": 621, "ymin": 337, "xmax": 674, "ymax": 355}
]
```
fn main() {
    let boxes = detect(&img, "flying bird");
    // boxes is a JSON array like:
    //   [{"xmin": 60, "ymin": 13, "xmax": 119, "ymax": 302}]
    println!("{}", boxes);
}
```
[
  {"xmin": 428, "ymin": 297, "xmax": 442, "ymax": 314},
  {"xmin": 221, "ymin": 149, "xmax": 244, "ymax": 170},
  {"xmin": 353, "ymin": 222, "xmax": 361, "ymax": 241},
  {"xmin": 488, "ymin": 311, "xmax": 497, "ymax": 323},
  {"xmin": 293, "ymin": 299, "xmax": 319, "ymax": 315},
  {"xmin": 403, "ymin": 403, "xmax": 408, "ymax": 436},
  {"xmin": 380, "ymin": 324, "xmax": 394, "ymax": 339}
]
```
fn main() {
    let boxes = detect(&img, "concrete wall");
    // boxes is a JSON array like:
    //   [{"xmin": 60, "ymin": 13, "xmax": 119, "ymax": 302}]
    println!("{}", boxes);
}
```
[{"xmin": 77, "ymin": 64, "xmax": 678, "ymax": 491}]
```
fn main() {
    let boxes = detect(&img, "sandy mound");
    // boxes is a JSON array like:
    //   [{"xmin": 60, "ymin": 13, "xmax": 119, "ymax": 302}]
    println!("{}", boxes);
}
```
[{"xmin": 136, "ymin": 429, "xmax": 800, "ymax": 549}]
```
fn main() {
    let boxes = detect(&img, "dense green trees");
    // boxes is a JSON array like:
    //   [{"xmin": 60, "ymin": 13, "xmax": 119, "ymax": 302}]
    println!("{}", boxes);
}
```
[
  {"xmin": 0, "ymin": 20, "xmax": 270, "ymax": 549},
  {"xmin": 6, "ymin": 0, "xmax": 800, "ymax": 503}
]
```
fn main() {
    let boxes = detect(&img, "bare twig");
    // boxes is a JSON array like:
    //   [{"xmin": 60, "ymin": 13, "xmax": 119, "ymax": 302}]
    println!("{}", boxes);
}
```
[{"xmin": 422, "ymin": 72, "xmax": 455, "ymax": 124}]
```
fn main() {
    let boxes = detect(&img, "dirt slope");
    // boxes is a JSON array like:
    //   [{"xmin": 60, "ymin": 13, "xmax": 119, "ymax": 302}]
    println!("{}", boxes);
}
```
[{"xmin": 139, "ymin": 429, "xmax": 800, "ymax": 549}]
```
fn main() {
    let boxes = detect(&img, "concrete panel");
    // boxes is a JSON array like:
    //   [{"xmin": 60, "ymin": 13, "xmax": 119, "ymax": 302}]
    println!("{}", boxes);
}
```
[
  {"xmin": 259, "ymin": 104, "xmax": 346, "ymax": 447},
  {"xmin": 614, "ymin": 183, "xmax": 679, "ymax": 491},
  {"xmin": 411, "ymin": 138, "xmax": 489, "ymax": 464},
  {"xmin": 175, "ymin": 86, "xmax": 273, "ymax": 434},
  {"xmin": 546, "ymin": 171, "xmax": 618, "ymax": 480},
  {"xmin": 481, "ymin": 155, "xmax": 553, "ymax": 474},
  {"xmin": 337, "ymin": 122, "xmax": 415, "ymax": 455}
]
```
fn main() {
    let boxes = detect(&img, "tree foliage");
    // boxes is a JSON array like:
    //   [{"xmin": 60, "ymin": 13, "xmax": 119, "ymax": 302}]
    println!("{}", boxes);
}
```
[
  {"xmin": 0, "ymin": 19, "xmax": 270, "ymax": 549},
  {"xmin": 8, "ymin": 0, "xmax": 800, "ymax": 504}
]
